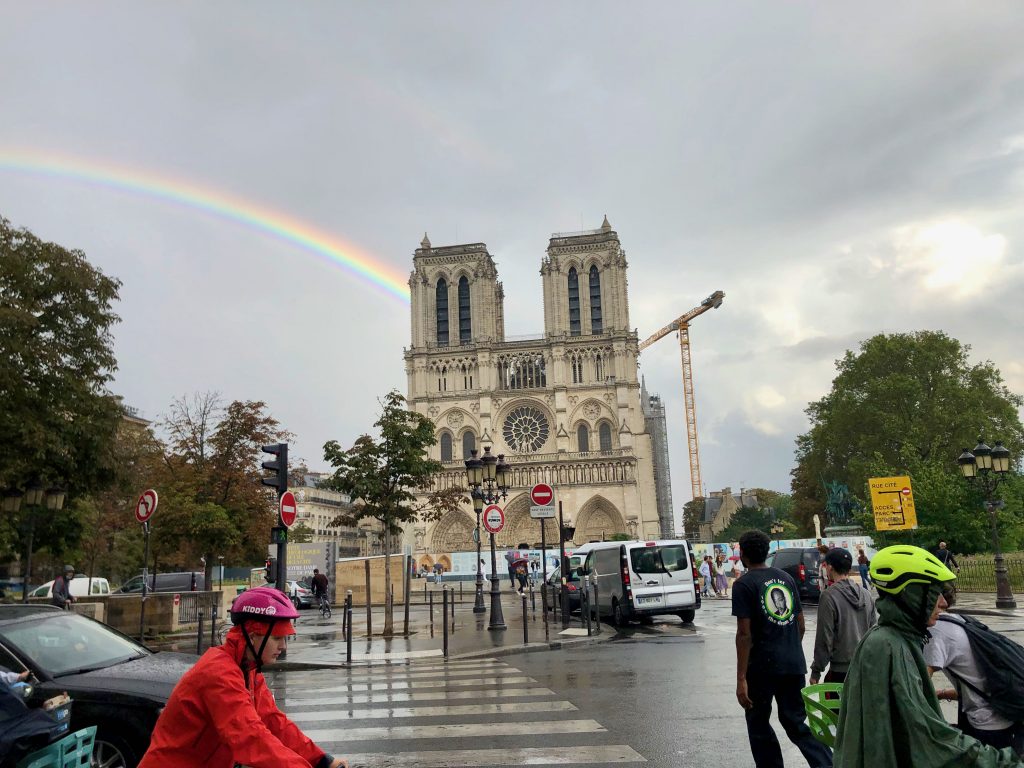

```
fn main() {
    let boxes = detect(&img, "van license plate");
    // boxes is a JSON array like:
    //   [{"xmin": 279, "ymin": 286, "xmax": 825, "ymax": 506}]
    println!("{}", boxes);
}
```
[{"xmin": 636, "ymin": 596, "xmax": 662, "ymax": 605}]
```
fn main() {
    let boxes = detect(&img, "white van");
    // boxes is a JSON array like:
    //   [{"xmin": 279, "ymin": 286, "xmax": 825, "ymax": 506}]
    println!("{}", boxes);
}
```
[
  {"xmin": 577, "ymin": 539, "xmax": 700, "ymax": 625},
  {"xmin": 29, "ymin": 576, "xmax": 111, "ymax": 599}
]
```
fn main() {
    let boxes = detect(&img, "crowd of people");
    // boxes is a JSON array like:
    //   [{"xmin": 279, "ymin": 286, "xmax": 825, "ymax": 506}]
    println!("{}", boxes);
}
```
[
  {"xmin": 700, "ymin": 552, "xmax": 745, "ymax": 598},
  {"xmin": 732, "ymin": 530, "xmax": 1023, "ymax": 768}
]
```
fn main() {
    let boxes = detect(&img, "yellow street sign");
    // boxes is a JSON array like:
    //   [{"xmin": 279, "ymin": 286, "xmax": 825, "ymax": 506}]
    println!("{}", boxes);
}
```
[{"xmin": 868, "ymin": 476, "xmax": 918, "ymax": 531}]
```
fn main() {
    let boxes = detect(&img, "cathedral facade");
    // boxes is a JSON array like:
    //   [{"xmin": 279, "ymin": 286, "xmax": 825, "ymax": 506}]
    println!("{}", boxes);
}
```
[{"xmin": 402, "ymin": 218, "xmax": 668, "ymax": 555}]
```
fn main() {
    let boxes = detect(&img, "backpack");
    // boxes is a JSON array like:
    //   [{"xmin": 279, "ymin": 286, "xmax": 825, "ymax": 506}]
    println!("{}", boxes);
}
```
[{"xmin": 936, "ymin": 613, "xmax": 1024, "ymax": 723}]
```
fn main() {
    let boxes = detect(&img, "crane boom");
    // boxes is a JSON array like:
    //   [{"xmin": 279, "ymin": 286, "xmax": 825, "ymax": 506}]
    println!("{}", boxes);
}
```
[
  {"xmin": 638, "ymin": 290, "xmax": 724, "ymax": 503},
  {"xmin": 638, "ymin": 291, "xmax": 724, "ymax": 352}
]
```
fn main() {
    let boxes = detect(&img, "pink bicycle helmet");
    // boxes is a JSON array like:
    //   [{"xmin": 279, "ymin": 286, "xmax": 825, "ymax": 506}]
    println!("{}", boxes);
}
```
[{"xmin": 231, "ymin": 586, "xmax": 299, "ymax": 635}]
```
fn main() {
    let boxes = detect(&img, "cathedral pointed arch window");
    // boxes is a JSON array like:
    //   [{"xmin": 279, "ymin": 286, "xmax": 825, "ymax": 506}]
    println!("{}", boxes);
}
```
[
  {"xmin": 436, "ymin": 278, "xmax": 449, "ymax": 345},
  {"xmin": 458, "ymin": 276, "xmax": 472, "ymax": 344},
  {"xmin": 599, "ymin": 422, "xmax": 613, "ymax": 452},
  {"xmin": 589, "ymin": 265, "xmax": 602, "ymax": 334},
  {"xmin": 440, "ymin": 432, "xmax": 453, "ymax": 462},
  {"xmin": 568, "ymin": 268, "xmax": 581, "ymax": 336},
  {"xmin": 577, "ymin": 424, "xmax": 590, "ymax": 453},
  {"xmin": 595, "ymin": 353, "xmax": 604, "ymax": 382},
  {"xmin": 461, "ymin": 431, "xmax": 475, "ymax": 460},
  {"xmin": 570, "ymin": 353, "xmax": 583, "ymax": 384}
]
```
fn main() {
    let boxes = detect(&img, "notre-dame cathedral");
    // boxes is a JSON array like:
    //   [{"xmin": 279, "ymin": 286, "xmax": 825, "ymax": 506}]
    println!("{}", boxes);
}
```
[{"xmin": 402, "ymin": 218, "xmax": 672, "ymax": 556}]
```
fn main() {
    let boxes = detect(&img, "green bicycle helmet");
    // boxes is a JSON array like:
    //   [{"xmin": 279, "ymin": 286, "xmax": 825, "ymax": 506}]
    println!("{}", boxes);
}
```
[{"xmin": 869, "ymin": 545, "xmax": 956, "ymax": 595}]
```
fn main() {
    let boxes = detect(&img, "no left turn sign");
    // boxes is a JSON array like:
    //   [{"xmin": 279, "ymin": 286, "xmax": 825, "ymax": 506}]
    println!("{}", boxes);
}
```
[{"xmin": 135, "ymin": 489, "xmax": 158, "ymax": 523}]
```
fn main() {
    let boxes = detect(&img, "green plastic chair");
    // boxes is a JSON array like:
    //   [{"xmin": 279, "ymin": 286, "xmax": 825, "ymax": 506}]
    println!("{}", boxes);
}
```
[{"xmin": 801, "ymin": 683, "xmax": 843, "ymax": 748}]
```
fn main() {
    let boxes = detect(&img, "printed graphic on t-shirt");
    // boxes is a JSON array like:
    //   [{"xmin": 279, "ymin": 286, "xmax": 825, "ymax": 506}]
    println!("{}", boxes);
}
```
[{"xmin": 762, "ymin": 580, "xmax": 795, "ymax": 624}]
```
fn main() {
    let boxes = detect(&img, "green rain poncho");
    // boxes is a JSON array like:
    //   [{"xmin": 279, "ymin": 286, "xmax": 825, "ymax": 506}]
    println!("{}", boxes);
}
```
[{"xmin": 834, "ymin": 582, "xmax": 1022, "ymax": 768}]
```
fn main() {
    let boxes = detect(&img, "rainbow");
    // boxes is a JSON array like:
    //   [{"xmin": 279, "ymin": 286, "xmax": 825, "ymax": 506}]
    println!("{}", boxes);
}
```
[{"xmin": 0, "ymin": 149, "xmax": 411, "ymax": 303}]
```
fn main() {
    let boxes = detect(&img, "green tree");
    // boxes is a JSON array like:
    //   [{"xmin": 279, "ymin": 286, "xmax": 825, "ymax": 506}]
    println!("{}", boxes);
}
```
[
  {"xmin": 793, "ymin": 331, "xmax": 1024, "ymax": 551},
  {"xmin": 158, "ymin": 394, "xmax": 289, "ymax": 582},
  {"xmin": 322, "ymin": 390, "xmax": 464, "ymax": 636},
  {"xmin": 682, "ymin": 498, "xmax": 705, "ymax": 539},
  {"xmin": 0, "ymin": 217, "xmax": 123, "ymax": 561},
  {"xmin": 288, "ymin": 522, "xmax": 315, "ymax": 543}
]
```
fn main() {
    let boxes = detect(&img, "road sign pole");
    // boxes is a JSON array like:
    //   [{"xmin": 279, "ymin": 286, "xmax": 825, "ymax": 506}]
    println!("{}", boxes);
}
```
[
  {"xmin": 488, "ymin": 527, "xmax": 506, "ymax": 631},
  {"xmin": 139, "ymin": 521, "xmax": 150, "ymax": 641},
  {"xmin": 559, "ymin": 501, "xmax": 569, "ymax": 626}
]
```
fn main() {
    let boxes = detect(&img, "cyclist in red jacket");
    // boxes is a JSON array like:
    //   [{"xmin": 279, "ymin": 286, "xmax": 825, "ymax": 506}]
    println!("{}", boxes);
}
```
[{"xmin": 138, "ymin": 587, "xmax": 347, "ymax": 768}]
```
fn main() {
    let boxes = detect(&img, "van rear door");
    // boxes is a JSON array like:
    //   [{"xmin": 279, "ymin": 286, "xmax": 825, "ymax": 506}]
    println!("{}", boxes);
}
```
[
  {"xmin": 627, "ymin": 543, "xmax": 668, "ymax": 611},
  {"xmin": 627, "ymin": 542, "xmax": 697, "ymax": 612}
]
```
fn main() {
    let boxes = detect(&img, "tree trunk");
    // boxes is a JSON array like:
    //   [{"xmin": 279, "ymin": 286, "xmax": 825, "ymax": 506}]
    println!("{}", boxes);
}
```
[{"xmin": 383, "ymin": 529, "xmax": 394, "ymax": 637}]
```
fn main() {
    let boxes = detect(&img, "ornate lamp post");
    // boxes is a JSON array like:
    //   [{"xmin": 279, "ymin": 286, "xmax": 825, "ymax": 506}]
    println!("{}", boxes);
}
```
[
  {"xmin": 465, "ymin": 450, "xmax": 486, "ymax": 614},
  {"xmin": 957, "ymin": 438, "xmax": 1016, "ymax": 610},
  {"xmin": 2, "ymin": 483, "xmax": 67, "ymax": 602},
  {"xmin": 464, "ymin": 447, "xmax": 510, "ymax": 630}
]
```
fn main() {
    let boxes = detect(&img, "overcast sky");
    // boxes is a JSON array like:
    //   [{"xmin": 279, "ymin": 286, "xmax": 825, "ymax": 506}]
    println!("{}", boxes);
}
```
[{"xmin": 3, "ymin": 3, "xmax": 1024, "ymax": 532}]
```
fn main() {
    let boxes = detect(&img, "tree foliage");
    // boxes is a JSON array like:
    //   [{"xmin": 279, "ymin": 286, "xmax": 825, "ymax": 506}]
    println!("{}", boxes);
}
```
[
  {"xmin": 792, "ymin": 331, "xmax": 1024, "ymax": 551},
  {"xmin": 322, "ymin": 390, "xmax": 464, "ymax": 635},
  {"xmin": 0, "ymin": 217, "xmax": 123, "ymax": 559}
]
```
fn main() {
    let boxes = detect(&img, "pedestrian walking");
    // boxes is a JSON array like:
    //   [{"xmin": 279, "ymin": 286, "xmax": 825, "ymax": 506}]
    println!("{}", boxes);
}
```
[
  {"xmin": 856, "ymin": 548, "xmax": 870, "ymax": 589},
  {"xmin": 715, "ymin": 554, "xmax": 729, "ymax": 597},
  {"xmin": 51, "ymin": 565, "xmax": 76, "ymax": 610},
  {"xmin": 699, "ymin": 556, "xmax": 713, "ymax": 598},
  {"xmin": 809, "ymin": 548, "xmax": 877, "ymax": 686},
  {"xmin": 817, "ymin": 544, "xmax": 831, "ymax": 591},
  {"xmin": 926, "ymin": 586, "xmax": 1024, "ymax": 756},
  {"xmin": 515, "ymin": 563, "xmax": 528, "ymax": 595},
  {"xmin": 733, "ymin": 530, "xmax": 833, "ymax": 768},
  {"xmin": 934, "ymin": 540, "xmax": 960, "ymax": 572},
  {"xmin": 504, "ymin": 549, "xmax": 517, "ymax": 588},
  {"xmin": 833, "ymin": 545, "xmax": 1020, "ymax": 767}
]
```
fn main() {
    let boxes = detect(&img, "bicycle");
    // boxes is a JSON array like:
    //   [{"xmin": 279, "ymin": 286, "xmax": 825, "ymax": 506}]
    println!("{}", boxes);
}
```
[{"xmin": 317, "ymin": 592, "xmax": 332, "ymax": 619}]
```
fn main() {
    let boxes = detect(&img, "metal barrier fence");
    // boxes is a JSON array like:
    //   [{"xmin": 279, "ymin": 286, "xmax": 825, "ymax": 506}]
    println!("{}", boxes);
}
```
[
  {"xmin": 955, "ymin": 558, "xmax": 1024, "ymax": 592},
  {"xmin": 177, "ymin": 591, "xmax": 220, "ymax": 624}
]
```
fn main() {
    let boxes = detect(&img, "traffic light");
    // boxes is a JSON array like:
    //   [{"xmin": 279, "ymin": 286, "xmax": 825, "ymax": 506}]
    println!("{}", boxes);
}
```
[
  {"xmin": 261, "ymin": 443, "xmax": 288, "ymax": 494},
  {"xmin": 265, "ymin": 557, "xmax": 278, "ymax": 583}
]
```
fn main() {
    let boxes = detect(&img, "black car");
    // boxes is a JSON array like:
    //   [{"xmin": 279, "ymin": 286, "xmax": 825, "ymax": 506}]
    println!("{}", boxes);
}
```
[
  {"xmin": 542, "ymin": 563, "xmax": 583, "ymax": 613},
  {"xmin": 766, "ymin": 547, "xmax": 823, "ymax": 602},
  {"xmin": 0, "ymin": 605, "xmax": 196, "ymax": 768}
]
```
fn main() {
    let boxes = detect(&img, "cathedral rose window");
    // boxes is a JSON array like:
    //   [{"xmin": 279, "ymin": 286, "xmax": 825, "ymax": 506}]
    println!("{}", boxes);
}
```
[{"xmin": 502, "ymin": 406, "xmax": 550, "ymax": 453}]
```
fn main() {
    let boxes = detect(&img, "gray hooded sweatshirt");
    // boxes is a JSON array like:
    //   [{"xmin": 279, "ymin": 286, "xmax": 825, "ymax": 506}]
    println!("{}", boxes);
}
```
[{"xmin": 811, "ymin": 578, "xmax": 878, "ymax": 677}]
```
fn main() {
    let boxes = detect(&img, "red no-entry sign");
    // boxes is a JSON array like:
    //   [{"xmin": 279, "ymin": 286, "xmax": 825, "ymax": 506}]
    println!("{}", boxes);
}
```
[
  {"xmin": 280, "ymin": 491, "xmax": 298, "ymax": 528},
  {"xmin": 531, "ymin": 483, "xmax": 554, "ymax": 506}
]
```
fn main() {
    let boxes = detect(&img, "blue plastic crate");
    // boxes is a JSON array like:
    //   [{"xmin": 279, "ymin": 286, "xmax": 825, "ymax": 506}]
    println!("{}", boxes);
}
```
[{"xmin": 16, "ymin": 726, "xmax": 96, "ymax": 768}]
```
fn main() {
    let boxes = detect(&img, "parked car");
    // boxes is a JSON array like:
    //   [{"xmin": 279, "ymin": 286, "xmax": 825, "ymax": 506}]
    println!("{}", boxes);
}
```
[
  {"xmin": 28, "ymin": 576, "xmax": 112, "ymax": 599},
  {"xmin": 117, "ymin": 572, "xmax": 205, "ymax": 593},
  {"xmin": 288, "ymin": 580, "xmax": 313, "ymax": 609},
  {"xmin": 0, "ymin": 605, "xmax": 195, "ymax": 768},
  {"xmin": 542, "ymin": 563, "xmax": 583, "ymax": 613},
  {"xmin": 765, "ymin": 547, "xmax": 823, "ymax": 602},
  {"xmin": 577, "ymin": 539, "xmax": 701, "ymax": 625}
]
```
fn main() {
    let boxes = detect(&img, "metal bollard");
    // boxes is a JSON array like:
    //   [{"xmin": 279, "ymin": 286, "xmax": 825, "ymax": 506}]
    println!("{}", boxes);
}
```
[
  {"xmin": 522, "ymin": 592, "xmax": 529, "ymax": 644},
  {"xmin": 197, "ymin": 609, "xmax": 205, "ymax": 654},
  {"xmin": 210, "ymin": 604, "xmax": 217, "ymax": 648},
  {"xmin": 429, "ymin": 590, "xmax": 434, "ymax": 626},
  {"xmin": 530, "ymin": 579, "xmax": 536, "ymax": 613},
  {"xmin": 450, "ymin": 585, "xmax": 456, "ymax": 634},
  {"xmin": 541, "ymin": 583, "xmax": 548, "ymax": 623},
  {"xmin": 442, "ymin": 588, "xmax": 449, "ymax": 658},
  {"xmin": 459, "ymin": 582, "xmax": 463, "ymax": 604},
  {"xmin": 345, "ymin": 591, "xmax": 353, "ymax": 665},
  {"xmin": 592, "ymin": 578, "xmax": 601, "ymax": 634},
  {"xmin": 584, "ymin": 580, "xmax": 592, "ymax": 636}
]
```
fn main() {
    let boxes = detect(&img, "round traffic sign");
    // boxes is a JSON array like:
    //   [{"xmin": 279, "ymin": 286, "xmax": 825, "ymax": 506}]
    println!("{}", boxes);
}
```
[
  {"xmin": 280, "ymin": 491, "xmax": 298, "ymax": 528},
  {"xmin": 135, "ymin": 489, "xmax": 158, "ymax": 523},
  {"xmin": 901, "ymin": 487, "xmax": 911, "ymax": 497},
  {"xmin": 483, "ymin": 504, "xmax": 505, "ymax": 534},
  {"xmin": 530, "ymin": 483, "xmax": 554, "ymax": 506}
]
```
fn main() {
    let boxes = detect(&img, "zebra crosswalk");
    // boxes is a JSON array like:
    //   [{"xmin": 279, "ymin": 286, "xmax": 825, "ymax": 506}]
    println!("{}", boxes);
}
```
[{"xmin": 266, "ymin": 657, "xmax": 646, "ymax": 766}]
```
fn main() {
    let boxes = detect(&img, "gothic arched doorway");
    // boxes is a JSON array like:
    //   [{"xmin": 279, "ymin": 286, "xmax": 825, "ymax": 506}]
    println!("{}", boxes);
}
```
[
  {"xmin": 575, "ymin": 495, "xmax": 626, "ymax": 543},
  {"xmin": 496, "ymin": 493, "xmax": 558, "ymax": 548},
  {"xmin": 430, "ymin": 510, "xmax": 475, "ymax": 552}
]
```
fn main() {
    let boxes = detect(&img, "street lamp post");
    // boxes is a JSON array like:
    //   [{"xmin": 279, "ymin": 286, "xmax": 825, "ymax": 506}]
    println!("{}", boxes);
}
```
[
  {"xmin": 957, "ymin": 438, "xmax": 1016, "ymax": 610},
  {"xmin": 464, "ymin": 447, "xmax": 510, "ymax": 631},
  {"xmin": 2, "ymin": 483, "xmax": 67, "ymax": 602},
  {"xmin": 770, "ymin": 522, "xmax": 784, "ymax": 546}
]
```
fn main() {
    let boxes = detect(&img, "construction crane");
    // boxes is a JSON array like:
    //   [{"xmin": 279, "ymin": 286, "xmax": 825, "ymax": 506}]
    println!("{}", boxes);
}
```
[{"xmin": 639, "ymin": 290, "xmax": 725, "ymax": 502}]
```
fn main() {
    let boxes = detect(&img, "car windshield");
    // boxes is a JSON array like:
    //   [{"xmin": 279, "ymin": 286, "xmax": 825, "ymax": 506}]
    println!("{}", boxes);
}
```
[
  {"xmin": 630, "ymin": 545, "xmax": 689, "ymax": 574},
  {"xmin": 3, "ymin": 613, "xmax": 148, "ymax": 677}
]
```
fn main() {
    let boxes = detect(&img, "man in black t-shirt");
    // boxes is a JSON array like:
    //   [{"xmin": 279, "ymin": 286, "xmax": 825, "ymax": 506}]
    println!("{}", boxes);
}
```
[{"xmin": 733, "ymin": 530, "xmax": 832, "ymax": 768}]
